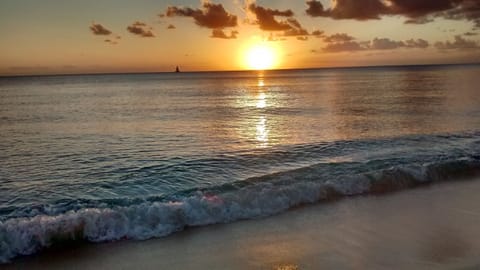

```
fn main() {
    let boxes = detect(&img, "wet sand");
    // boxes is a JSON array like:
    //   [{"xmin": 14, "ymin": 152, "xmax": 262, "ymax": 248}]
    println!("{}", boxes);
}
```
[{"xmin": 5, "ymin": 179, "xmax": 480, "ymax": 270}]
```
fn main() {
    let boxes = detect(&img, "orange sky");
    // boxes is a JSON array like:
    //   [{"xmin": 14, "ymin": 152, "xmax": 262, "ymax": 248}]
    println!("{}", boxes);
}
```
[{"xmin": 1, "ymin": 0, "xmax": 479, "ymax": 75}]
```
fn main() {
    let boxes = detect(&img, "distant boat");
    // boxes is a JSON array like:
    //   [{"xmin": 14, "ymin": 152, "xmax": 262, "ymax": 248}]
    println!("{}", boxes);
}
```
[{"xmin": 175, "ymin": 66, "xmax": 180, "ymax": 73}]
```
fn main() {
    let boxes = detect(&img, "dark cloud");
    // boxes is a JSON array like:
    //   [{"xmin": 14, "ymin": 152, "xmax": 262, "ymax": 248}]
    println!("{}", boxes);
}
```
[
  {"xmin": 305, "ymin": 0, "xmax": 327, "ymax": 17},
  {"xmin": 127, "ymin": 21, "xmax": 155, "ymax": 37},
  {"xmin": 306, "ymin": 0, "xmax": 388, "ymax": 20},
  {"xmin": 323, "ymin": 33, "xmax": 355, "ymax": 43},
  {"xmin": 370, "ymin": 38, "xmax": 405, "ymax": 50},
  {"xmin": 89, "ymin": 23, "xmax": 112, "ymax": 35},
  {"xmin": 210, "ymin": 29, "xmax": 238, "ymax": 39},
  {"xmin": 405, "ymin": 38, "xmax": 430, "ymax": 48},
  {"xmin": 104, "ymin": 39, "xmax": 118, "ymax": 45},
  {"xmin": 167, "ymin": 24, "xmax": 176, "ymax": 29},
  {"xmin": 434, "ymin": 35, "xmax": 480, "ymax": 50},
  {"xmin": 248, "ymin": 4, "xmax": 294, "ymax": 31},
  {"xmin": 311, "ymin": 30, "xmax": 325, "ymax": 37},
  {"xmin": 388, "ymin": 0, "xmax": 459, "ymax": 18},
  {"xmin": 165, "ymin": 2, "xmax": 237, "ymax": 29},
  {"xmin": 404, "ymin": 17, "xmax": 435, "ymax": 24},
  {"xmin": 464, "ymin": 31, "xmax": 478, "ymax": 36},
  {"xmin": 321, "ymin": 33, "xmax": 367, "ymax": 53},
  {"xmin": 282, "ymin": 19, "xmax": 309, "ymax": 36},
  {"xmin": 441, "ymin": 1, "xmax": 480, "ymax": 28},
  {"xmin": 323, "ymin": 41, "xmax": 366, "ymax": 52},
  {"xmin": 369, "ymin": 37, "xmax": 429, "ymax": 49},
  {"xmin": 321, "ymin": 33, "xmax": 430, "ymax": 52},
  {"xmin": 305, "ymin": 0, "xmax": 480, "ymax": 27},
  {"xmin": 248, "ymin": 3, "xmax": 310, "ymax": 39}
]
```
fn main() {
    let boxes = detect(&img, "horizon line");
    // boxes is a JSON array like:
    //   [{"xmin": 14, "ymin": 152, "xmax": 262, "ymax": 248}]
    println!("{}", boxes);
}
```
[{"xmin": 1, "ymin": 62, "xmax": 479, "ymax": 78}]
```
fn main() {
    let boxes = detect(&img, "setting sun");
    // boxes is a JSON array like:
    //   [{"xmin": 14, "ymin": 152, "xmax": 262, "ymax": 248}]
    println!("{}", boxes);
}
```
[{"xmin": 245, "ymin": 43, "xmax": 278, "ymax": 70}]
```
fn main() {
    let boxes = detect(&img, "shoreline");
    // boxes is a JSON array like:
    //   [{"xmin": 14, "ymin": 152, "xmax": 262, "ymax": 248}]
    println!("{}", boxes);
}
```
[{"xmin": 5, "ymin": 178, "xmax": 480, "ymax": 270}]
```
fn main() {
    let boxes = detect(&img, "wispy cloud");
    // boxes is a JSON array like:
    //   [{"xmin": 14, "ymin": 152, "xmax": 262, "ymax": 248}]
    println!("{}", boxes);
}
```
[
  {"xmin": 248, "ymin": 3, "xmax": 294, "ymax": 31},
  {"xmin": 435, "ymin": 35, "xmax": 480, "ymax": 50},
  {"xmin": 321, "ymin": 33, "xmax": 430, "ymax": 52},
  {"xmin": 305, "ymin": 0, "xmax": 480, "ymax": 28},
  {"xmin": 89, "ymin": 23, "xmax": 112, "ymax": 35},
  {"xmin": 247, "ymin": 3, "xmax": 310, "ymax": 41},
  {"xmin": 164, "ymin": 2, "xmax": 237, "ymax": 29},
  {"xmin": 127, "ymin": 21, "xmax": 155, "ymax": 37},
  {"xmin": 210, "ymin": 29, "xmax": 238, "ymax": 39},
  {"xmin": 104, "ymin": 39, "xmax": 118, "ymax": 45}
]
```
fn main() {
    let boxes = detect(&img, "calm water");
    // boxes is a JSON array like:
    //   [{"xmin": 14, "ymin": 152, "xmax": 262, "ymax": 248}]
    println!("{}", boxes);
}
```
[{"xmin": 1, "ymin": 65, "xmax": 480, "ymax": 262}]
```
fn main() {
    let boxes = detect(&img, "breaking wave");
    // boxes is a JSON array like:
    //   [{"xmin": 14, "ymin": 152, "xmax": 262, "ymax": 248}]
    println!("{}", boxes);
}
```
[{"xmin": 1, "ymin": 156, "xmax": 480, "ymax": 263}]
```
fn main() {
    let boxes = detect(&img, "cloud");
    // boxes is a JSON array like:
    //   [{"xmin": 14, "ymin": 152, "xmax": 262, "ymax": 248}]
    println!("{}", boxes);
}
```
[
  {"xmin": 248, "ymin": 3, "xmax": 294, "ymax": 31},
  {"xmin": 104, "ymin": 39, "xmax": 118, "ymax": 45},
  {"xmin": 282, "ymin": 19, "xmax": 309, "ymax": 36},
  {"xmin": 266, "ymin": 33, "xmax": 287, "ymax": 42},
  {"xmin": 368, "ymin": 37, "xmax": 429, "ymax": 49},
  {"xmin": 127, "ymin": 21, "xmax": 155, "ymax": 37},
  {"xmin": 248, "ymin": 3, "xmax": 310, "ymax": 39},
  {"xmin": 321, "ymin": 33, "xmax": 365, "ymax": 52},
  {"xmin": 167, "ymin": 24, "xmax": 176, "ymax": 29},
  {"xmin": 323, "ymin": 41, "xmax": 366, "ymax": 52},
  {"xmin": 323, "ymin": 33, "xmax": 355, "ymax": 43},
  {"xmin": 165, "ymin": 2, "xmax": 237, "ymax": 29},
  {"xmin": 305, "ymin": 0, "xmax": 327, "ymax": 17},
  {"xmin": 464, "ymin": 31, "xmax": 478, "ymax": 36},
  {"xmin": 441, "ymin": 1, "xmax": 480, "ymax": 28},
  {"xmin": 89, "ymin": 23, "xmax": 112, "ymax": 35},
  {"xmin": 434, "ymin": 35, "xmax": 480, "ymax": 50},
  {"xmin": 405, "ymin": 38, "xmax": 430, "ymax": 48},
  {"xmin": 210, "ymin": 29, "xmax": 238, "ymax": 39},
  {"xmin": 311, "ymin": 30, "xmax": 325, "ymax": 37},
  {"xmin": 321, "ymin": 33, "xmax": 430, "ymax": 52},
  {"xmin": 404, "ymin": 17, "xmax": 435, "ymax": 24},
  {"xmin": 305, "ymin": 0, "xmax": 480, "ymax": 27},
  {"xmin": 370, "ymin": 38, "xmax": 405, "ymax": 50},
  {"xmin": 306, "ymin": 0, "xmax": 387, "ymax": 20},
  {"xmin": 388, "ymin": 0, "xmax": 459, "ymax": 18}
]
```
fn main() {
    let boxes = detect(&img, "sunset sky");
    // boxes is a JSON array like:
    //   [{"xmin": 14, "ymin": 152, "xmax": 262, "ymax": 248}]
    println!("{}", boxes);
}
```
[{"xmin": 1, "ymin": 0, "xmax": 480, "ymax": 75}]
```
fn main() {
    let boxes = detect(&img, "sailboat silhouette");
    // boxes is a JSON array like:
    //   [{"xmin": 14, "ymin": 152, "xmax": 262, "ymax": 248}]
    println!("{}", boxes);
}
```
[{"xmin": 175, "ymin": 66, "xmax": 180, "ymax": 73}]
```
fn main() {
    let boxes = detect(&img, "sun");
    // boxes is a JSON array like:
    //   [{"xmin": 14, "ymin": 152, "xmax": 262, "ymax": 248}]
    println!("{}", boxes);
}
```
[{"xmin": 245, "ymin": 43, "xmax": 277, "ymax": 70}]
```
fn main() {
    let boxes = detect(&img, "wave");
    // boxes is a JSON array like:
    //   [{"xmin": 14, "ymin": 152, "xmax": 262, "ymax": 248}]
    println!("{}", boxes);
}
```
[{"xmin": 1, "ymin": 156, "xmax": 480, "ymax": 263}]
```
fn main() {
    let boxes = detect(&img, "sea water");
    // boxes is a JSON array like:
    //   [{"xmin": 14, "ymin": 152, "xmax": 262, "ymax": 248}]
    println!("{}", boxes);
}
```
[{"xmin": 1, "ymin": 65, "xmax": 480, "ymax": 262}]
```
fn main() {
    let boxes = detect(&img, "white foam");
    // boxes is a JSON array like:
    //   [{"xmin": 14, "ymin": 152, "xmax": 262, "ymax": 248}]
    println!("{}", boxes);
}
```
[{"xmin": 1, "ymin": 158, "xmax": 480, "ymax": 263}]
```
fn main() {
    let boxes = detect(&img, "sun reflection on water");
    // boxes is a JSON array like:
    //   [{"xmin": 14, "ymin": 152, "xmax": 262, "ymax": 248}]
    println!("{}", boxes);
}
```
[
  {"xmin": 255, "ymin": 74, "xmax": 269, "ymax": 146},
  {"xmin": 257, "ymin": 77, "xmax": 265, "ymax": 87},
  {"xmin": 256, "ymin": 92, "xmax": 267, "ymax": 108},
  {"xmin": 256, "ymin": 116, "xmax": 269, "ymax": 146}
]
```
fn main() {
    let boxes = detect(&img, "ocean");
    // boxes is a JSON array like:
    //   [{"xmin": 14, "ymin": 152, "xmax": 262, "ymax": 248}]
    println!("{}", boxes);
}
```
[{"xmin": 1, "ymin": 64, "xmax": 480, "ymax": 263}]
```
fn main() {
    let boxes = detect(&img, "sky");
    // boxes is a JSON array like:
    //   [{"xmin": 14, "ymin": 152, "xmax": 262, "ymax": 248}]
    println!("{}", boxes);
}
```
[{"xmin": 1, "ymin": 0, "xmax": 480, "ymax": 75}]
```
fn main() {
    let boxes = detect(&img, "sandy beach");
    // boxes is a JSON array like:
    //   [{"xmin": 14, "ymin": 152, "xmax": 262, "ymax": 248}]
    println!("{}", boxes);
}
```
[{"xmin": 4, "ymin": 178, "xmax": 480, "ymax": 270}]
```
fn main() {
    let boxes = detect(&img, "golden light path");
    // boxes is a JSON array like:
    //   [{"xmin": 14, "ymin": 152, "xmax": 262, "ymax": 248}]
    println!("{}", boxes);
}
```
[{"xmin": 255, "ymin": 75, "xmax": 269, "ymax": 146}]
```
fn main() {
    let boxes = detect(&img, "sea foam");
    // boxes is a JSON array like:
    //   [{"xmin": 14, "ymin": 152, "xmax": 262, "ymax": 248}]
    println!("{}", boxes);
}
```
[{"xmin": 1, "ymin": 157, "xmax": 480, "ymax": 263}]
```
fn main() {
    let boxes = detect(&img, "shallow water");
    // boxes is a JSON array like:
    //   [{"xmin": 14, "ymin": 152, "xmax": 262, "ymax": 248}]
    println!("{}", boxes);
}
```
[
  {"xmin": 7, "ymin": 179, "xmax": 480, "ymax": 270},
  {"xmin": 1, "ymin": 64, "xmax": 480, "ymax": 262}
]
